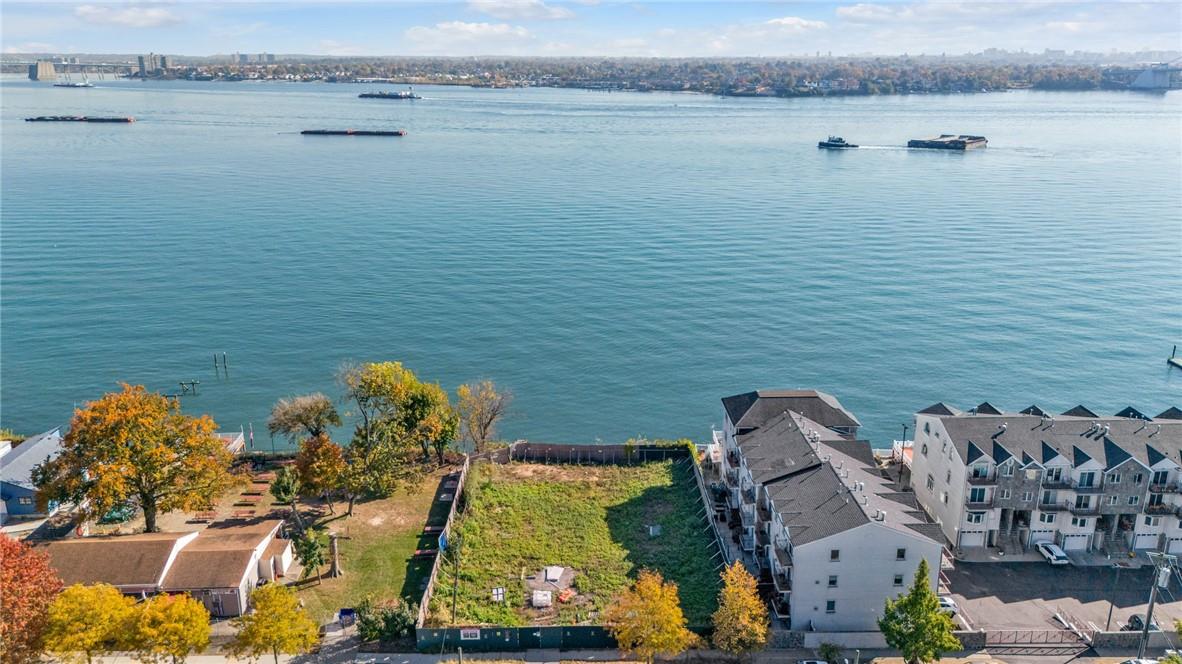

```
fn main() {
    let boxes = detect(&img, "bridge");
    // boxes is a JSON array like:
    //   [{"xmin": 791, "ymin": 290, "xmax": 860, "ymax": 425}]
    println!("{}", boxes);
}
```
[
  {"xmin": 1130, "ymin": 59, "xmax": 1182, "ymax": 90},
  {"xmin": 6, "ymin": 59, "xmax": 135, "ymax": 81}
]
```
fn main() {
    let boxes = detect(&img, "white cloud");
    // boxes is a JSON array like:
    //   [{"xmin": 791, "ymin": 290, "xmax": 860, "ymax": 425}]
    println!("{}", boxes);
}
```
[
  {"xmin": 3, "ymin": 41, "xmax": 56, "ymax": 54},
  {"xmin": 73, "ymin": 4, "xmax": 183, "ymax": 29},
  {"xmin": 318, "ymin": 39, "xmax": 364, "ymax": 56},
  {"xmin": 765, "ymin": 16, "xmax": 828, "ymax": 31},
  {"xmin": 468, "ymin": 0, "xmax": 575, "ymax": 20},
  {"xmin": 404, "ymin": 21, "xmax": 533, "ymax": 54}
]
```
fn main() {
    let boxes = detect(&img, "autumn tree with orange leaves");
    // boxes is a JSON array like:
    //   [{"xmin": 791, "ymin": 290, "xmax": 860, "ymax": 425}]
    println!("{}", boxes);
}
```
[
  {"xmin": 34, "ymin": 384, "xmax": 241, "ymax": 532},
  {"xmin": 0, "ymin": 534, "xmax": 64, "ymax": 664}
]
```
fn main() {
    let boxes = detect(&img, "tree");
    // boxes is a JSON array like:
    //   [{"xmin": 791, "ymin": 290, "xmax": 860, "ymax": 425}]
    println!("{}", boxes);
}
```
[
  {"xmin": 34, "ymin": 384, "xmax": 239, "ymax": 532},
  {"xmin": 44, "ymin": 584, "xmax": 136, "ymax": 664},
  {"xmin": 337, "ymin": 361, "xmax": 427, "ymax": 514},
  {"xmin": 269, "ymin": 467, "xmax": 304, "ymax": 531},
  {"xmin": 295, "ymin": 530, "xmax": 328, "ymax": 584},
  {"xmin": 603, "ymin": 569, "xmax": 697, "ymax": 664},
  {"xmin": 879, "ymin": 559, "xmax": 961, "ymax": 664},
  {"xmin": 818, "ymin": 642, "xmax": 843, "ymax": 664},
  {"xmin": 397, "ymin": 380, "xmax": 458, "ymax": 464},
  {"xmin": 295, "ymin": 434, "xmax": 346, "ymax": 513},
  {"xmin": 228, "ymin": 584, "xmax": 318, "ymax": 664},
  {"xmin": 711, "ymin": 561, "xmax": 768, "ymax": 656},
  {"xmin": 267, "ymin": 393, "xmax": 341, "ymax": 443},
  {"xmin": 134, "ymin": 593, "xmax": 211, "ymax": 664},
  {"xmin": 0, "ymin": 534, "xmax": 64, "ymax": 664},
  {"xmin": 456, "ymin": 380, "xmax": 512, "ymax": 452}
]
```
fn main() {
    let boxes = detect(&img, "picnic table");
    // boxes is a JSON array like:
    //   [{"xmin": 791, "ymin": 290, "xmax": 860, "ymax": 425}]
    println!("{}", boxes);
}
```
[
  {"xmin": 253, "ymin": 472, "xmax": 276, "ymax": 482},
  {"xmin": 412, "ymin": 549, "xmax": 438, "ymax": 559},
  {"xmin": 423, "ymin": 525, "xmax": 444, "ymax": 535},
  {"xmin": 236, "ymin": 495, "xmax": 263, "ymax": 505},
  {"xmin": 232, "ymin": 509, "xmax": 257, "ymax": 518},
  {"xmin": 192, "ymin": 511, "xmax": 218, "ymax": 522}
]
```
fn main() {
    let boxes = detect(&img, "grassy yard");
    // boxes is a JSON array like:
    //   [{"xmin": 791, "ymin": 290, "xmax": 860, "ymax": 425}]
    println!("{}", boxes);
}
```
[
  {"xmin": 294, "ymin": 466, "xmax": 454, "ymax": 623},
  {"xmin": 428, "ymin": 459, "xmax": 720, "ymax": 628}
]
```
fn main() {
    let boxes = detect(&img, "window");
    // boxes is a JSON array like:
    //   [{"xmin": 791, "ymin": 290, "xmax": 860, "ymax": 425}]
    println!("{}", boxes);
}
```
[
  {"xmin": 1107, "ymin": 472, "xmax": 1121, "ymax": 484},
  {"xmin": 1153, "ymin": 470, "xmax": 1169, "ymax": 485},
  {"xmin": 1041, "ymin": 490, "xmax": 1056, "ymax": 505},
  {"xmin": 924, "ymin": 422, "xmax": 931, "ymax": 434},
  {"xmin": 945, "ymin": 470, "xmax": 951, "ymax": 484},
  {"xmin": 1074, "ymin": 495, "xmax": 1091, "ymax": 509},
  {"xmin": 826, "ymin": 600, "xmax": 836, "ymax": 614},
  {"xmin": 921, "ymin": 443, "xmax": 928, "ymax": 456},
  {"xmin": 1071, "ymin": 517, "xmax": 1088, "ymax": 527},
  {"xmin": 1134, "ymin": 473, "xmax": 1144, "ymax": 484},
  {"xmin": 17, "ymin": 497, "xmax": 33, "ymax": 505},
  {"xmin": 1145, "ymin": 516, "xmax": 1161, "ymax": 527},
  {"xmin": 1040, "ymin": 513, "xmax": 1056, "ymax": 524},
  {"xmin": 1149, "ymin": 494, "xmax": 1164, "ymax": 507},
  {"xmin": 926, "ymin": 474, "xmax": 935, "ymax": 491},
  {"xmin": 1022, "ymin": 491, "xmax": 1034, "ymax": 502},
  {"xmin": 828, "ymin": 575, "xmax": 838, "ymax": 588},
  {"xmin": 941, "ymin": 492, "xmax": 949, "ymax": 505},
  {"xmin": 999, "ymin": 489, "xmax": 1011, "ymax": 500},
  {"xmin": 1046, "ymin": 467, "xmax": 1062, "ymax": 482},
  {"xmin": 971, "ymin": 464, "xmax": 989, "ymax": 479},
  {"xmin": 1129, "ymin": 495, "xmax": 1141, "ymax": 506},
  {"xmin": 1108, "ymin": 495, "xmax": 1119, "ymax": 505},
  {"xmin": 1078, "ymin": 471, "xmax": 1096, "ymax": 488},
  {"xmin": 893, "ymin": 574, "xmax": 905, "ymax": 586},
  {"xmin": 830, "ymin": 549, "xmax": 840, "ymax": 561},
  {"xmin": 966, "ymin": 512, "xmax": 984, "ymax": 524},
  {"xmin": 969, "ymin": 487, "xmax": 986, "ymax": 503},
  {"xmin": 896, "ymin": 548, "xmax": 907, "ymax": 561},
  {"xmin": 1001, "ymin": 462, "xmax": 1014, "ymax": 477}
]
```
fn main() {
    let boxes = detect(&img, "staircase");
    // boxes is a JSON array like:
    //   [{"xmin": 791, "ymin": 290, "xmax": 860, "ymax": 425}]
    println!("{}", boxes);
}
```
[
  {"xmin": 1104, "ymin": 533, "xmax": 1131, "ymax": 558},
  {"xmin": 999, "ymin": 531, "xmax": 1024, "ymax": 555}
]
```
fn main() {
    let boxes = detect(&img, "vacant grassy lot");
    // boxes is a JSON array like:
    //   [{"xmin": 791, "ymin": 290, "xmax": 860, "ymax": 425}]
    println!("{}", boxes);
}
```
[
  {"xmin": 295, "ymin": 466, "xmax": 454, "ymax": 623},
  {"xmin": 428, "ymin": 460, "xmax": 719, "ymax": 628}
]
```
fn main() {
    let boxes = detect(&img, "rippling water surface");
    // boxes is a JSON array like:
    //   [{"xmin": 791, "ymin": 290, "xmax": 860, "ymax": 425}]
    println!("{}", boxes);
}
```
[{"xmin": 2, "ymin": 77, "xmax": 1180, "ymax": 445}]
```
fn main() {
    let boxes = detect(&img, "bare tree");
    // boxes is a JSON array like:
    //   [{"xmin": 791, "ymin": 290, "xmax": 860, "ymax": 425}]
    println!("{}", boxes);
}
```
[
  {"xmin": 456, "ymin": 380, "xmax": 512, "ymax": 453},
  {"xmin": 267, "ymin": 393, "xmax": 341, "ymax": 443}
]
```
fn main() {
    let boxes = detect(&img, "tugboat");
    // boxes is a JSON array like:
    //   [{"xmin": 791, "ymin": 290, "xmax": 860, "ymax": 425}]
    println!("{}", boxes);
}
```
[
  {"xmin": 359, "ymin": 89, "xmax": 421, "ymax": 100},
  {"xmin": 54, "ymin": 76, "xmax": 95, "ymax": 88},
  {"xmin": 818, "ymin": 136, "xmax": 858, "ymax": 149}
]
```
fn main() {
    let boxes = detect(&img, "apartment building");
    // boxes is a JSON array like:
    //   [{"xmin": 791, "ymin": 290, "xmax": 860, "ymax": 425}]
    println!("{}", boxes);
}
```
[
  {"xmin": 908, "ymin": 402, "xmax": 1182, "ymax": 555},
  {"xmin": 712, "ymin": 390, "xmax": 943, "ymax": 632}
]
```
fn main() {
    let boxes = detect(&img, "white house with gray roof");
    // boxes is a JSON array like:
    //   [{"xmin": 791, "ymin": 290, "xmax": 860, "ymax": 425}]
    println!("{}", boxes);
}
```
[
  {"xmin": 907, "ymin": 402, "xmax": 1182, "ymax": 556},
  {"xmin": 714, "ymin": 390, "xmax": 943, "ymax": 631}
]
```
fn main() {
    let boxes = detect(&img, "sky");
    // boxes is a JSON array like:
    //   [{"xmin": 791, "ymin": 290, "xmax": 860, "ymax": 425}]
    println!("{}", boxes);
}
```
[{"xmin": 2, "ymin": 1, "xmax": 1180, "ymax": 58}]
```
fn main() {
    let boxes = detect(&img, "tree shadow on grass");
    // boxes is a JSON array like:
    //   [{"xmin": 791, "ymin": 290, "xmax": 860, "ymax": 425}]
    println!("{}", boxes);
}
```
[
  {"xmin": 399, "ymin": 468, "xmax": 465, "ymax": 604},
  {"xmin": 604, "ymin": 460, "xmax": 722, "ymax": 628}
]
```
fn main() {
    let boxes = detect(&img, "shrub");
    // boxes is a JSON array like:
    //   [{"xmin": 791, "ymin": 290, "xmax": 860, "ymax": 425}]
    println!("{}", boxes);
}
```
[{"xmin": 356, "ymin": 596, "xmax": 418, "ymax": 643}]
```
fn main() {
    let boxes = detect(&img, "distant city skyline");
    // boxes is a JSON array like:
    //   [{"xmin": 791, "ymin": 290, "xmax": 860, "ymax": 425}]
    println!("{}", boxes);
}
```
[{"xmin": 2, "ymin": 1, "xmax": 1180, "ymax": 58}]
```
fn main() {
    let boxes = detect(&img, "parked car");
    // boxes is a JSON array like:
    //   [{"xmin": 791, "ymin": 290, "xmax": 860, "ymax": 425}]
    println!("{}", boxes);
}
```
[
  {"xmin": 1036, "ymin": 542, "xmax": 1070, "ymax": 565},
  {"xmin": 798, "ymin": 660, "xmax": 829, "ymax": 664},
  {"xmin": 938, "ymin": 596, "xmax": 959, "ymax": 615},
  {"xmin": 1123, "ymin": 614, "xmax": 1161, "ymax": 632},
  {"xmin": 1118, "ymin": 659, "xmax": 1158, "ymax": 664}
]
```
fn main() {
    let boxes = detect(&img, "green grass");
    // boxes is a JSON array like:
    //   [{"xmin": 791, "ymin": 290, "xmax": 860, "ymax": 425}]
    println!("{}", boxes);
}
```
[
  {"xmin": 295, "ymin": 469, "xmax": 450, "ymax": 623},
  {"xmin": 429, "ymin": 460, "xmax": 720, "ymax": 628}
]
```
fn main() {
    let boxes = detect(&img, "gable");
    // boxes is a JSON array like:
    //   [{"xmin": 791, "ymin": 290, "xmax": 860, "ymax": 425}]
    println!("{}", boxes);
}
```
[
  {"xmin": 918, "ymin": 402, "xmax": 961, "ymax": 416},
  {"xmin": 1115, "ymin": 406, "xmax": 1151, "ymax": 420},
  {"xmin": 1062, "ymin": 405, "xmax": 1099, "ymax": 418},
  {"xmin": 1020, "ymin": 405, "xmax": 1048, "ymax": 417},
  {"xmin": 975, "ymin": 402, "xmax": 1004, "ymax": 415}
]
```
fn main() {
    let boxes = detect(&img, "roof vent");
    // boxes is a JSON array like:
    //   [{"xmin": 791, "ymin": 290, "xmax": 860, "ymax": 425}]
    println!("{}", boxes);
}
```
[
  {"xmin": 1150, "ymin": 424, "xmax": 1162, "ymax": 438},
  {"xmin": 874, "ymin": 509, "xmax": 886, "ymax": 521},
  {"xmin": 861, "ymin": 495, "xmax": 869, "ymax": 506}
]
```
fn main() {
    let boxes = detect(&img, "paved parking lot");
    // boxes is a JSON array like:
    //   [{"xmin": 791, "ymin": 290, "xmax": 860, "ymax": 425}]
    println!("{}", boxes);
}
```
[{"xmin": 946, "ymin": 561, "xmax": 1182, "ymax": 632}]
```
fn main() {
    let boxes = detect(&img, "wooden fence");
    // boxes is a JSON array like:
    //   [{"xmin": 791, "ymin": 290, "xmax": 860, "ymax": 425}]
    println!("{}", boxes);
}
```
[{"xmin": 414, "ymin": 456, "xmax": 470, "ymax": 630}]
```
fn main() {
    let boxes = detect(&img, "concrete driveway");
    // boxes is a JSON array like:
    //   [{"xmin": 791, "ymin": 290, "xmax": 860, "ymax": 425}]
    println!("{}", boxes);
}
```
[{"xmin": 946, "ymin": 561, "xmax": 1182, "ymax": 632}]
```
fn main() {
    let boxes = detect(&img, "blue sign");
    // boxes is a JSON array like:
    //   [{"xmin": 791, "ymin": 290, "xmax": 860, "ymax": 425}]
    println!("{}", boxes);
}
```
[{"xmin": 438, "ymin": 532, "xmax": 448, "ymax": 552}]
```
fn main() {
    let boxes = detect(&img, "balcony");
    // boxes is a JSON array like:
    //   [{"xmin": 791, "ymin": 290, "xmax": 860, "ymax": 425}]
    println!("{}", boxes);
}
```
[
  {"xmin": 725, "ymin": 468, "xmax": 739, "ymax": 486},
  {"xmin": 757, "ymin": 502, "xmax": 772, "ymax": 523},
  {"xmin": 1149, "ymin": 483, "xmax": 1181, "ymax": 494},
  {"xmin": 773, "ymin": 569, "xmax": 792, "ymax": 593},
  {"xmin": 741, "ymin": 532, "xmax": 755, "ymax": 552},
  {"xmin": 1068, "ymin": 501, "xmax": 1099, "ymax": 515},
  {"xmin": 967, "ymin": 474, "xmax": 997, "ymax": 486},
  {"xmin": 1145, "ymin": 503, "xmax": 1176, "ymax": 516},
  {"xmin": 1042, "ymin": 477, "xmax": 1071, "ymax": 489},
  {"xmin": 740, "ymin": 504, "xmax": 756, "ymax": 528},
  {"xmin": 726, "ymin": 449, "xmax": 741, "ymax": 467},
  {"xmin": 1070, "ymin": 480, "xmax": 1103, "ymax": 494},
  {"xmin": 742, "ymin": 487, "xmax": 756, "ymax": 504},
  {"xmin": 1038, "ymin": 501, "xmax": 1068, "ymax": 512},
  {"xmin": 965, "ymin": 496, "xmax": 994, "ymax": 508}
]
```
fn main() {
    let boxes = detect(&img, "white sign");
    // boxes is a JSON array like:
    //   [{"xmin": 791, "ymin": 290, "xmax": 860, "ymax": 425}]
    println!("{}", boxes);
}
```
[{"xmin": 460, "ymin": 628, "xmax": 480, "ymax": 641}]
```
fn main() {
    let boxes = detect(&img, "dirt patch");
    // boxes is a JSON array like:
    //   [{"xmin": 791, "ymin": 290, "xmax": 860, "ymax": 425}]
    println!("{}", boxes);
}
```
[
  {"xmin": 367, "ymin": 515, "xmax": 386, "ymax": 527},
  {"xmin": 499, "ymin": 463, "xmax": 609, "ymax": 483}
]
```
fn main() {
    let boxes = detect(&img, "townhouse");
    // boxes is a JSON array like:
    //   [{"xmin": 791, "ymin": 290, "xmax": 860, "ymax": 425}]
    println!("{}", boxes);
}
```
[
  {"xmin": 713, "ymin": 390, "xmax": 944, "ymax": 632},
  {"xmin": 908, "ymin": 402, "xmax": 1182, "ymax": 555}
]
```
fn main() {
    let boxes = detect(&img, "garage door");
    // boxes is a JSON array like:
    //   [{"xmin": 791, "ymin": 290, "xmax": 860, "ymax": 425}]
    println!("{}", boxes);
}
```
[
  {"xmin": 1028, "ymin": 529, "xmax": 1055, "ymax": 545},
  {"xmin": 1134, "ymin": 533, "xmax": 1160, "ymax": 550},
  {"xmin": 1168, "ymin": 538, "xmax": 1182, "ymax": 554},
  {"xmin": 959, "ymin": 530, "xmax": 986, "ymax": 547},
  {"xmin": 1060, "ymin": 533, "xmax": 1089, "ymax": 551}
]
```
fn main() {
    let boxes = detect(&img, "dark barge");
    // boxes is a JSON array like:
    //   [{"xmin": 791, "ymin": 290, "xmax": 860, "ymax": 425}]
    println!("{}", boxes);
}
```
[
  {"xmin": 907, "ymin": 134, "xmax": 987, "ymax": 150},
  {"xmin": 25, "ymin": 115, "xmax": 136, "ymax": 123},
  {"xmin": 300, "ymin": 129, "xmax": 405, "ymax": 136}
]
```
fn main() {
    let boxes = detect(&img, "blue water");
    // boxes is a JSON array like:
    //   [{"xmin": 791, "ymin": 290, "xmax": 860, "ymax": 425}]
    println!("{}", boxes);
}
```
[{"xmin": 2, "ymin": 77, "xmax": 1180, "ymax": 447}]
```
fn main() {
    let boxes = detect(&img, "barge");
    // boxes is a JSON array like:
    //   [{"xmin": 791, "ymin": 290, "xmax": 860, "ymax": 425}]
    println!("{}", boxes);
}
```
[
  {"xmin": 25, "ymin": 115, "xmax": 135, "ymax": 123},
  {"xmin": 300, "ymin": 129, "xmax": 405, "ymax": 136},
  {"xmin": 818, "ymin": 136, "xmax": 858, "ymax": 149},
  {"xmin": 907, "ymin": 134, "xmax": 987, "ymax": 150},
  {"xmin": 359, "ymin": 90, "xmax": 421, "ymax": 100}
]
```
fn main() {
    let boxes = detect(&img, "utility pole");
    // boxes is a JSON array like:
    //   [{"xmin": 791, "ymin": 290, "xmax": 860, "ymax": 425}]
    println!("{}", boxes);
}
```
[
  {"xmin": 1138, "ymin": 551, "xmax": 1176, "ymax": 660},
  {"xmin": 1105, "ymin": 562, "xmax": 1122, "ymax": 631},
  {"xmin": 450, "ymin": 532, "xmax": 463, "ymax": 625}
]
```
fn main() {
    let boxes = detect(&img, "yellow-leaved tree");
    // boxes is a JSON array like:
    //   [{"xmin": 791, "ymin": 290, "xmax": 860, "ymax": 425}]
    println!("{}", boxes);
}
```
[
  {"xmin": 44, "ymin": 584, "xmax": 136, "ymax": 664},
  {"xmin": 134, "ymin": 593, "xmax": 211, "ymax": 664},
  {"xmin": 33, "ymin": 384, "xmax": 241, "ymax": 532},
  {"xmin": 228, "ymin": 584, "xmax": 318, "ymax": 664},
  {"xmin": 711, "ymin": 561, "xmax": 769, "ymax": 655},
  {"xmin": 603, "ymin": 569, "xmax": 698, "ymax": 664}
]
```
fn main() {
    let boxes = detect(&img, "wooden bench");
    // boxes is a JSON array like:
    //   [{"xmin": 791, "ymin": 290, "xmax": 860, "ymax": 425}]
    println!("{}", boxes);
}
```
[
  {"xmin": 423, "ymin": 525, "xmax": 444, "ymax": 535},
  {"xmin": 412, "ymin": 549, "xmax": 438, "ymax": 559},
  {"xmin": 232, "ymin": 509, "xmax": 257, "ymax": 519},
  {"xmin": 192, "ymin": 511, "xmax": 218, "ymax": 522}
]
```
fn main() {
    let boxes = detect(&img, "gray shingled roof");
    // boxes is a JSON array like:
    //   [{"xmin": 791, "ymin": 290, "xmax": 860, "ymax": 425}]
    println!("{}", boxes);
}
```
[
  {"xmin": 722, "ymin": 390, "xmax": 861, "ymax": 431},
  {"xmin": 0, "ymin": 428, "xmax": 63, "ymax": 489},
  {"xmin": 926, "ymin": 406, "xmax": 1182, "ymax": 471}
]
